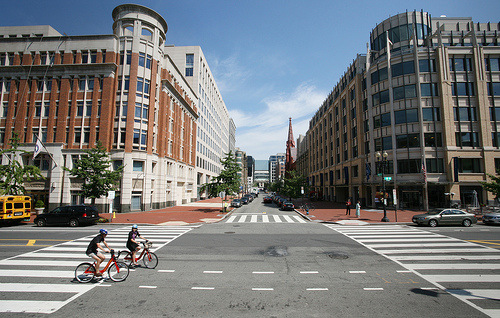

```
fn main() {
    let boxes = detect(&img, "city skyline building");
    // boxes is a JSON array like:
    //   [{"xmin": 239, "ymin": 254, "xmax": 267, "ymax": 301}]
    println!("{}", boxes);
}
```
[
  {"xmin": 308, "ymin": 11, "xmax": 500, "ymax": 210},
  {"xmin": 164, "ymin": 45, "xmax": 232, "ymax": 200}
]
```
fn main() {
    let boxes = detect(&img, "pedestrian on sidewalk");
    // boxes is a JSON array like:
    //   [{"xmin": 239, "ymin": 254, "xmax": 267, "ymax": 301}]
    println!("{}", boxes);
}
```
[
  {"xmin": 345, "ymin": 199, "xmax": 351, "ymax": 215},
  {"xmin": 356, "ymin": 200, "xmax": 361, "ymax": 218}
]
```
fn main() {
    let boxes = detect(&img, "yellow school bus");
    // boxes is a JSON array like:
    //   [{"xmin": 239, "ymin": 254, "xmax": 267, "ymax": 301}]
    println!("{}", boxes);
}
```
[{"xmin": 0, "ymin": 196, "xmax": 32, "ymax": 224}]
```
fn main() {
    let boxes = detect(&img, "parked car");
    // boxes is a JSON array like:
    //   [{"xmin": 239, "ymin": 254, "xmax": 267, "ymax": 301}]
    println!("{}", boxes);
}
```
[
  {"xmin": 482, "ymin": 211, "xmax": 500, "ymax": 225},
  {"xmin": 263, "ymin": 196, "xmax": 273, "ymax": 203},
  {"xmin": 34, "ymin": 205, "xmax": 100, "ymax": 227},
  {"xmin": 412, "ymin": 208, "xmax": 477, "ymax": 227},
  {"xmin": 281, "ymin": 202, "xmax": 295, "ymax": 211},
  {"xmin": 243, "ymin": 194, "xmax": 253, "ymax": 202},
  {"xmin": 240, "ymin": 197, "xmax": 249, "ymax": 204},
  {"xmin": 231, "ymin": 199, "xmax": 242, "ymax": 208}
]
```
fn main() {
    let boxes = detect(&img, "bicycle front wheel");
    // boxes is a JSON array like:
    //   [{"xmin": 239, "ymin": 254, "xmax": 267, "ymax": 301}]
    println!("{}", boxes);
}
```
[
  {"xmin": 108, "ymin": 261, "xmax": 129, "ymax": 282},
  {"xmin": 117, "ymin": 250, "xmax": 133, "ymax": 267},
  {"xmin": 143, "ymin": 251, "xmax": 158, "ymax": 269},
  {"xmin": 75, "ymin": 262, "xmax": 96, "ymax": 283}
]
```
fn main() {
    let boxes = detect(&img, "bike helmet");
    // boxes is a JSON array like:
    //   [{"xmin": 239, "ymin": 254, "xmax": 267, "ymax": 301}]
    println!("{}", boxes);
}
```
[
  {"xmin": 99, "ymin": 229, "xmax": 108, "ymax": 235},
  {"xmin": 132, "ymin": 224, "xmax": 138, "ymax": 229}
]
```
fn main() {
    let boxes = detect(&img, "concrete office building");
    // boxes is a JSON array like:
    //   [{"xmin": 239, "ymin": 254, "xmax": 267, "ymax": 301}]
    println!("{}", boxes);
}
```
[
  {"xmin": 308, "ymin": 11, "xmax": 500, "ymax": 210},
  {"xmin": 235, "ymin": 148, "xmax": 247, "ymax": 194},
  {"xmin": 269, "ymin": 153, "xmax": 285, "ymax": 183},
  {"xmin": 164, "ymin": 46, "xmax": 232, "ymax": 200},
  {"xmin": 0, "ymin": 4, "xmax": 199, "ymax": 212},
  {"xmin": 254, "ymin": 159, "xmax": 270, "ymax": 187}
]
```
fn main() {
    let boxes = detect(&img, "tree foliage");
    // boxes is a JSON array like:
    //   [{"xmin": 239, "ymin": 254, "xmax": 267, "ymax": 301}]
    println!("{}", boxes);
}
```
[
  {"xmin": 481, "ymin": 172, "xmax": 500, "ymax": 201},
  {"xmin": 64, "ymin": 140, "xmax": 123, "ymax": 205},
  {"xmin": 280, "ymin": 170, "xmax": 307, "ymax": 201},
  {"xmin": 0, "ymin": 133, "xmax": 44, "ymax": 195},
  {"xmin": 200, "ymin": 151, "xmax": 241, "ymax": 199}
]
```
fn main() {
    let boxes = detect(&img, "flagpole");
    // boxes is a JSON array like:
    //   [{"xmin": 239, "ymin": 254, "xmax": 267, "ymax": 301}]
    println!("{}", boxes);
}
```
[{"xmin": 34, "ymin": 135, "xmax": 58, "ymax": 168}]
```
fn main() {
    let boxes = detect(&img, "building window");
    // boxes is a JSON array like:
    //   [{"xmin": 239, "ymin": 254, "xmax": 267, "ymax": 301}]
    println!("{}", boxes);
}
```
[
  {"xmin": 454, "ymin": 107, "xmax": 477, "ymax": 121},
  {"xmin": 393, "ymin": 84, "xmax": 416, "ymax": 100},
  {"xmin": 422, "ymin": 107, "xmax": 441, "ymax": 121},
  {"xmin": 396, "ymin": 134, "xmax": 420, "ymax": 149},
  {"xmin": 424, "ymin": 132, "xmax": 442, "ymax": 147},
  {"xmin": 394, "ymin": 109, "xmax": 418, "ymax": 125},
  {"xmin": 452, "ymin": 82, "xmax": 475, "ymax": 96},
  {"xmin": 391, "ymin": 61, "xmax": 415, "ymax": 77},
  {"xmin": 425, "ymin": 158, "xmax": 444, "ymax": 173},
  {"xmin": 185, "ymin": 54, "xmax": 194, "ymax": 77},
  {"xmin": 419, "ymin": 59, "xmax": 436, "ymax": 73},
  {"xmin": 133, "ymin": 161, "xmax": 144, "ymax": 172},
  {"xmin": 458, "ymin": 158, "xmax": 481, "ymax": 173},
  {"xmin": 456, "ymin": 132, "xmax": 480, "ymax": 147},
  {"xmin": 397, "ymin": 159, "xmax": 421, "ymax": 174},
  {"xmin": 146, "ymin": 54, "xmax": 152, "ymax": 69},
  {"xmin": 495, "ymin": 158, "xmax": 500, "ymax": 173},
  {"xmin": 420, "ymin": 83, "xmax": 439, "ymax": 96},
  {"xmin": 449, "ymin": 57, "xmax": 472, "ymax": 72},
  {"xmin": 139, "ymin": 53, "xmax": 145, "ymax": 67},
  {"xmin": 488, "ymin": 83, "xmax": 500, "ymax": 96}
]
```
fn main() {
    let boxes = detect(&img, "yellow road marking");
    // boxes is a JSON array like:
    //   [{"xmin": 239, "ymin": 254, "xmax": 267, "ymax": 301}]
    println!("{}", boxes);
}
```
[
  {"xmin": 468, "ymin": 240, "xmax": 500, "ymax": 246},
  {"xmin": 27, "ymin": 240, "xmax": 36, "ymax": 246}
]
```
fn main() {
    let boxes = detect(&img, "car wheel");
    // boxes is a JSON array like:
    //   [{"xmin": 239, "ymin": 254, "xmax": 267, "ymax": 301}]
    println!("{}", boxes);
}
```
[
  {"xmin": 69, "ymin": 218, "xmax": 79, "ymax": 227},
  {"xmin": 428, "ymin": 219, "xmax": 438, "ymax": 227},
  {"xmin": 36, "ymin": 218, "xmax": 46, "ymax": 227},
  {"xmin": 462, "ymin": 219, "xmax": 472, "ymax": 227}
]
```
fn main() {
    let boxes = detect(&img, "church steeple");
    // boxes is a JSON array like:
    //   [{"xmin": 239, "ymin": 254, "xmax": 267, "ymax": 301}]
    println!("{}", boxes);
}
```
[{"xmin": 285, "ymin": 117, "xmax": 296, "ymax": 172}]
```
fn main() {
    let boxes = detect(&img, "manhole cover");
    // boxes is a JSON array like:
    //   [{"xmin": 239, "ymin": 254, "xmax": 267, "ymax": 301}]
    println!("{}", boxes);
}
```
[
  {"xmin": 264, "ymin": 246, "xmax": 289, "ymax": 257},
  {"xmin": 327, "ymin": 252, "xmax": 349, "ymax": 259},
  {"xmin": 224, "ymin": 231, "xmax": 235, "ymax": 234}
]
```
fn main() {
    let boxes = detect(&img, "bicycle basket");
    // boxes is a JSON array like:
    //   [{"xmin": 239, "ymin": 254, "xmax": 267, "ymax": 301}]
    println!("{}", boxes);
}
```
[{"xmin": 145, "ymin": 241, "xmax": 153, "ymax": 248}]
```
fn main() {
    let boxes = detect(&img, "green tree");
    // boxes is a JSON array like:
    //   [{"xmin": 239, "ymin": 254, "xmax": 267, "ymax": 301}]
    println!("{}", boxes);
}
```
[
  {"xmin": 280, "ymin": 170, "xmax": 307, "ymax": 201},
  {"xmin": 0, "ymin": 133, "xmax": 44, "ymax": 195},
  {"xmin": 64, "ymin": 140, "xmax": 123, "ymax": 206},
  {"xmin": 200, "ymin": 151, "xmax": 241, "ymax": 199},
  {"xmin": 481, "ymin": 172, "xmax": 500, "ymax": 202}
]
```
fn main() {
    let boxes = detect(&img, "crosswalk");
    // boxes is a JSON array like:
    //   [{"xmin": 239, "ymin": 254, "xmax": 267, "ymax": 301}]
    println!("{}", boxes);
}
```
[
  {"xmin": 224, "ymin": 214, "xmax": 307, "ymax": 223},
  {"xmin": 326, "ymin": 224, "xmax": 500, "ymax": 318},
  {"xmin": 0, "ymin": 225, "xmax": 198, "ymax": 314}
]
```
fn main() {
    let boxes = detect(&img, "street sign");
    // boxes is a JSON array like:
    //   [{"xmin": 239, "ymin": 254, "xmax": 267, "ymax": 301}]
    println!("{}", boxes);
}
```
[
  {"xmin": 107, "ymin": 191, "xmax": 115, "ymax": 200},
  {"xmin": 384, "ymin": 177, "xmax": 392, "ymax": 181},
  {"xmin": 219, "ymin": 191, "xmax": 225, "ymax": 198}
]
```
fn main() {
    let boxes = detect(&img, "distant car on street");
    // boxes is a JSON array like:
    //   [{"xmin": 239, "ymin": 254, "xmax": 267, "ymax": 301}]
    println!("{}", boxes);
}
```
[
  {"xmin": 34, "ymin": 205, "xmax": 100, "ymax": 227},
  {"xmin": 231, "ymin": 199, "xmax": 242, "ymax": 208},
  {"xmin": 240, "ymin": 197, "xmax": 249, "ymax": 204},
  {"xmin": 280, "ymin": 202, "xmax": 295, "ymax": 211},
  {"xmin": 263, "ymin": 196, "xmax": 273, "ymax": 203},
  {"xmin": 482, "ymin": 211, "xmax": 500, "ymax": 225},
  {"xmin": 412, "ymin": 208, "xmax": 477, "ymax": 227}
]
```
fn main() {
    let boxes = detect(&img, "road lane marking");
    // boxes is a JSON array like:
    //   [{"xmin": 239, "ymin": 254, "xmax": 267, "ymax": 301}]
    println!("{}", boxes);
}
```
[
  {"xmin": 158, "ymin": 270, "xmax": 175, "ymax": 273},
  {"xmin": 192, "ymin": 287, "xmax": 215, "ymax": 290},
  {"xmin": 203, "ymin": 271, "xmax": 223, "ymax": 274},
  {"xmin": 139, "ymin": 286, "xmax": 157, "ymax": 289},
  {"xmin": 252, "ymin": 288, "xmax": 273, "ymax": 291},
  {"xmin": 300, "ymin": 271, "xmax": 319, "ymax": 274},
  {"xmin": 262, "ymin": 215, "xmax": 269, "ymax": 222},
  {"xmin": 26, "ymin": 240, "xmax": 36, "ymax": 246},
  {"xmin": 306, "ymin": 288, "xmax": 328, "ymax": 291},
  {"xmin": 273, "ymin": 215, "xmax": 282, "ymax": 222},
  {"xmin": 253, "ymin": 271, "xmax": 274, "ymax": 274},
  {"xmin": 349, "ymin": 271, "xmax": 366, "ymax": 274},
  {"xmin": 364, "ymin": 288, "xmax": 384, "ymax": 291},
  {"xmin": 250, "ymin": 215, "xmax": 258, "ymax": 222}
]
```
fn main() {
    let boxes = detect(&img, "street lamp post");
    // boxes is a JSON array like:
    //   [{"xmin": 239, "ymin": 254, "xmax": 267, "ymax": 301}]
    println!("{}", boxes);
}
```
[{"xmin": 375, "ymin": 151, "xmax": 390, "ymax": 222}]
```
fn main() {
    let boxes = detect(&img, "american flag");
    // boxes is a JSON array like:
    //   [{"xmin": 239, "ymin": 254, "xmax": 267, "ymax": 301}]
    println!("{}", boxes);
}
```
[{"xmin": 422, "ymin": 163, "xmax": 427, "ymax": 183}]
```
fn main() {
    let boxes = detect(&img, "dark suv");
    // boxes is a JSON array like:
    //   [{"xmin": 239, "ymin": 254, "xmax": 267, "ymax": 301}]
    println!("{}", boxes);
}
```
[{"xmin": 34, "ymin": 205, "xmax": 100, "ymax": 227}]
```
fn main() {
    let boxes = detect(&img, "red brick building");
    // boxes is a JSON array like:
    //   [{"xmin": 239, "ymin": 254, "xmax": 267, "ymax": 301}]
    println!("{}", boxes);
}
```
[{"xmin": 0, "ymin": 4, "xmax": 198, "ymax": 212}]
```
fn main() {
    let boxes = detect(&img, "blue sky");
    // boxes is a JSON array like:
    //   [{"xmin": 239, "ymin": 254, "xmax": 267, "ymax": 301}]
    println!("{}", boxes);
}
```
[{"xmin": 2, "ymin": 0, "xmax": 499, "ymax": 159}]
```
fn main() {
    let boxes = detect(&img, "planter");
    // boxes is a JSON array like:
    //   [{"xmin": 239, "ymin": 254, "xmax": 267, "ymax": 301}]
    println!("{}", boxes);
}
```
[{"xmin": 34, "ymin": 208, "xmax": 44, "ymax": 215}]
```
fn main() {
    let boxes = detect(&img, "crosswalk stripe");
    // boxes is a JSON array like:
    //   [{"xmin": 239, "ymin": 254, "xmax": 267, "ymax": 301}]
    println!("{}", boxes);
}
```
[
  {"xmin": 425, "ymin": 275, "xmax": 500, "ymax": 283},
  {"xmin": 393, "ymin": 255, "xmax": 500, "ymax": 261},
  {"xmin": 0, "ymin": 283, "xmax": 93, "ymax": 293},
  {"xmin": 262, "ymin": 215, "xmax": 269, "ymax": 223},
  {"xmin": 368, "ymin": 242, "xmax": 476, "ymax": 248},
  {"xmin": 283, "ymin": 215, "xmax": 295, "ymax": 223},
  {"xmin": 0, "ymin": 300, "xmax": 68, "ymax": 314},
  {"xmin": 377, "ymin": 248, "xmax": 497, "ymax": 254},
  {"xmin": 238, "ymin": 215, "xmax": 247, "ymax": 223},
  {"xmin": 0, "ymin": 259, "xmax": 81, "ymax": 267},
  {"xmin": 250, "ymin": 215, "xmax": 258, "ymax": 223},
  {"xmin": 357, "ymin": 238, "xmax": 460, "ymax": 243},
  {"xmin": 404, "ymin": 263, "xmax": 500, "ymax": 270},
  {"xmin": 0, "ymin": 269, "xmax": 74, "ymax": 278},
  {"xmin": 293, "ymin": 216, "xmax": 307, "ymax": 223},
  {"xmin": 273, "ymin": 215, "xmax": 282, "ymax": 222},
  {"xmin": 226, "ymin": 215, "xmax": 237, "ymax": 223}
]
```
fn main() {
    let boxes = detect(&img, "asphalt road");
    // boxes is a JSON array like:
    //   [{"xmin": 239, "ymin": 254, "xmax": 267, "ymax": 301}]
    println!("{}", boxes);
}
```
[{"xmin": 0, "ymin": 198, "xmax": 499, "ymax": 317}]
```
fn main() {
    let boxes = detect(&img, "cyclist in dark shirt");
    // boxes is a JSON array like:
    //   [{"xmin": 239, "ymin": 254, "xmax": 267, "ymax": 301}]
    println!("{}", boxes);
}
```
[
  {"xmin": 86, "ymin": 229, "xmax": 111, "ymax": 276},
  {"xmin": 127, "ymin": 224, "xmax": 147, "ymax": 266}
]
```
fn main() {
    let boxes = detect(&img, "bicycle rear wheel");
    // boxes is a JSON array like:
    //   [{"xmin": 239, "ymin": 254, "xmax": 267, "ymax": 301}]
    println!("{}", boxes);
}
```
[
  {"xmin": 117, "ymin": 250, "xmax": 133, "ymax": 267},
  {"xmin": 108, "ymin": 261, "xmax": 129, "ymax": 282},
  {"xmin": 142, "ymin": 251, "xmax": 158, "ymax": 269},
  {"xmin": 75, "ymin": 262, "xmax": 96, "ymax": 283}
]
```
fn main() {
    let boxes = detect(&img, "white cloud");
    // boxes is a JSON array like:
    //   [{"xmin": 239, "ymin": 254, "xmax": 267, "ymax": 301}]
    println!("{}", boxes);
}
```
[{"xmin": 234, "ymin": 82, "xmax": 326, "ymax": 159}]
